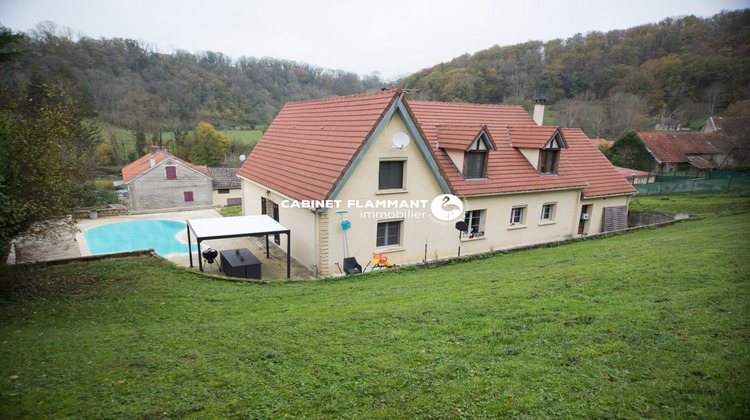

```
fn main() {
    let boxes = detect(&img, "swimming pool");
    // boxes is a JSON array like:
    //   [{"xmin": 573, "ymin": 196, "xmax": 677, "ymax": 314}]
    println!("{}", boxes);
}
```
[{"xmin": 83, "ymin": 220, "xmax": 198, "ymax": 256}]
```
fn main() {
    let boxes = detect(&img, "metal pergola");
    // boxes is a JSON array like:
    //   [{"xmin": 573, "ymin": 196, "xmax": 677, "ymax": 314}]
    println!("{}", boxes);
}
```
[{"xmin": 186, "ymin": 215, "xmax": 291, "ymax": 279}]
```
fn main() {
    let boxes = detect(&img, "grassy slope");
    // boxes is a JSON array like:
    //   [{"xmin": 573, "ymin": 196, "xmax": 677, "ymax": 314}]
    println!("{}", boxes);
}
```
[{"xmin": 0, "ymin": 202, "xmax": 748, "ymax": 418}]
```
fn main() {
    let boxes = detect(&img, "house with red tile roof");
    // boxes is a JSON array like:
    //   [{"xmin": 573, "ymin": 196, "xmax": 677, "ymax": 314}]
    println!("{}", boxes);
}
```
[
  {"xmin": 614, "ymin": 166, "xmax": 655, "ymax": 185},
  {"xmin": 636, "ymin": 131, "xmax": 746, "ymax": 172},
  {"xmin": 122, "ymin": 147, "xmax": 213, "ymax": 211},
  {"xmin": 238, "ymin": 90, "xmax": 635, "ymax": 276}
]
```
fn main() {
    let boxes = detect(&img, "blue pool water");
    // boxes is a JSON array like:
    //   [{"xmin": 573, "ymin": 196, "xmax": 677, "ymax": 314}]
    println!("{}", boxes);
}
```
[{"xmin": 84, "ymin": 220, "xmax": 198, "ymax": 256}]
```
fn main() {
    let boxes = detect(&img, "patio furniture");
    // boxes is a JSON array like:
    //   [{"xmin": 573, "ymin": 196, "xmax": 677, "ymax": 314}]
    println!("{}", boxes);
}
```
[{"xmin": 220, "ymin": 248, "xmax": 262, "ymax": 279}]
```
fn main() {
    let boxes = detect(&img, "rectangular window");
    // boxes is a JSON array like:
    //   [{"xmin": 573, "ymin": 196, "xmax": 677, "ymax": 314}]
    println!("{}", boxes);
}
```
[
  {"xmin": 218, "ymin": 189, "xmax": 230, "ymax": 194},
  {"xmin": 184, "ymin": 191, "xmax": 194, "ymax": 202},
  {"xmin": 165, "ymin": 166, "xmax": 177, "ymax": 179},
  {"xmin": 539, "ymin": 149, "xmax": 559, "ymax": 174},
  {"xmin": 261, "ymin": 197, "xmax": 267, "ymax": 215},
  {"xmin": 463, "ymin": 210, "xmax": 485, "ymax": 238},
  {"xmin": 376, "ymin": 221, "xmax": 401, "ymax": 248},
  {"xmin": 541, "ymin": 203, "xmax": 555, "ymax": 221},
  {"xmin": 510, "ymin": 206, "xmax": 525, "ymax": 225},
  {"xmin": 378, "ymin": 161, "xmax": 404, "ymax": 190},
  {"xmin": 465, "ymin": 152, "xmax": 486, "ymax": 179}
]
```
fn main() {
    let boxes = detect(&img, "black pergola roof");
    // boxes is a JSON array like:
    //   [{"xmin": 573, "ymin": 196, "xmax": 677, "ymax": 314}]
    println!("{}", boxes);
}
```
[{"xmin": 186, "ymin": 215, "xmax": 291, "ymax": 278}]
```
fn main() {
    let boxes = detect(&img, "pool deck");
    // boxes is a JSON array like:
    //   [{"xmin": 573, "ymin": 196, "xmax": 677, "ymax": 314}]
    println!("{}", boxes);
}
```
[{"xmin": 12, "ymin": 208, "xmax": 314, "ymax": 280}]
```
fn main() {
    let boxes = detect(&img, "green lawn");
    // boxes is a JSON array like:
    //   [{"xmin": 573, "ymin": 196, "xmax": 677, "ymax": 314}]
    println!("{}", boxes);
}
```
[
  {"xmin": 629, "ymin": 192, "xmax": 750, "ymax": 216},
  {"xmin": 0, "ymin": 197, "xmax": 748, "ymax": 418}
]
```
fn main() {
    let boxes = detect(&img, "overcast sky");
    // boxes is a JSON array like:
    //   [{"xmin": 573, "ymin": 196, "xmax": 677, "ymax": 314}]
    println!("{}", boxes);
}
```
[{"xmin": 1, "ymin": 0, "xmax": 747, "ymax": 80}]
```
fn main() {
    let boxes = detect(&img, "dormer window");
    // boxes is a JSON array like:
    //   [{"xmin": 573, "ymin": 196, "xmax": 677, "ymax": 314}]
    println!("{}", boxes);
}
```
[
  {"xmin": 465, "ymin": 133, "xmax": 493, "ymax": 179},
  {"xmin": 539, "ymin": 134, "xmax": 563, "ymax": 174}
]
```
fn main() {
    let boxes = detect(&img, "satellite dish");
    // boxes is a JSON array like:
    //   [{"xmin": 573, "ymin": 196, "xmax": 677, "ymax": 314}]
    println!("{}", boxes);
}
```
[
  {"xmin": 239, "ymin": 154, "xmax": 246, "ymax": 162},
  {"xmin": 392, "ymin": 132, "xmax": 410, "ymax": 149}
]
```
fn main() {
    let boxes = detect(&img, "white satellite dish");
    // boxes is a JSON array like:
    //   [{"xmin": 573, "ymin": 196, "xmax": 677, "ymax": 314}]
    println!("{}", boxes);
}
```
[
  {"xmin": 239, "ymin": 154, "xmax": 246, "ymax": 162},
  {"xmin": 392, "ymin": 132, "xmax": 410, "ymax": 149}
]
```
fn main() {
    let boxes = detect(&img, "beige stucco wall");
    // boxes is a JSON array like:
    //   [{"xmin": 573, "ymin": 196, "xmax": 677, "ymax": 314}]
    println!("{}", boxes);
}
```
[
  {"xmin": 456, "ymin": 189, "xmax": 581, "ymax": 256},
  {"xmin": 211, "ymin": 188, "xmax": 243, "ymax": 206},
  {"xmin": 517, "ymin": 148, "xmax": 540, "ymax": 169},
  {"xmin": 580, "ymin": 195, "xmax": 631, "ymax": 235},
  {"xmin": 325, "ymin": 112, "xmax": 450, "ymax": 273},
  {"xmin": 128, "ymin": 159, "xmax": 212, "ymax": 211}
]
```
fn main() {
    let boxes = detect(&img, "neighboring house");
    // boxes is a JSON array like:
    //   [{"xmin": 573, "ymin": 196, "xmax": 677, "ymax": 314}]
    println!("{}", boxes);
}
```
[
  {"xmin": 238, "ymin": 90, "xmax": 636, "ymax": 277},
  {"xmin": 654, "ymin": 117, "xmax": 681, "ymax": 131},
  {"xmin": 701, "ymin": 116, "xmax": 750, "ymax": 135},
  {"xmin": 589, "ymin": 137, "xmax": 613, "ymax": 150},
  {"xmin": 637, "ymin": 131, "xmax": 744, "ymax": 172},
  {"xmin": 122, "ymin": 147, "xmax": 213, "ymax": 212},
  {"xmin": 615, "ymin": 166, "xmax": 655, "ymax": 184},
  {"xmin": 207, "ymin": 167, "xmax": 242, "ymax": 206}
]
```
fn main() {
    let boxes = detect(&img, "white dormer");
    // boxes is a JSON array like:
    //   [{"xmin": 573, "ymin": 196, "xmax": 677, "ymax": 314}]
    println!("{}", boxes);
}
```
[
  {"xmin": 507, "ymin": 126, "xmax": 566, "ymax": 174},
  {"xmin": 435, "ymin": 125, "xmax": 496, "ymax": 179}
]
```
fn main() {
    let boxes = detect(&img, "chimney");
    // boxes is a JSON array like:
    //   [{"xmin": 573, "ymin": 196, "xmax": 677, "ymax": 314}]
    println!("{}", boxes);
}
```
[{"xmin": 533, "ymin": 98, "xmax": 547, "ymax": 126}]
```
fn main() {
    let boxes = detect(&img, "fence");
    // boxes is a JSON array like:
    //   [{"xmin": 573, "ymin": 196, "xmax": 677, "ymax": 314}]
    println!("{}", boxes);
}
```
[{"xmin": 634, "ymin": 171, "xmax": 750, "ymax": 195}]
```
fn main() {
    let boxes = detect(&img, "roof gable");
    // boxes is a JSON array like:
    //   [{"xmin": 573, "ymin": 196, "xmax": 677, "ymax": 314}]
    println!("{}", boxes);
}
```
[
  {"xmin": 122, "ymin": 150, "xmax": 210, "ymax": 183},
  {"xmin": 507, "ymin": 126, "xmax": 565, "ymax": 149},
  {"xmin": 238, "ymin": 90, "xmax": 449, "ymax": 202},
  {"xmin": 434, "ymin": 124, "xmax": 496, "ymax": 151}
]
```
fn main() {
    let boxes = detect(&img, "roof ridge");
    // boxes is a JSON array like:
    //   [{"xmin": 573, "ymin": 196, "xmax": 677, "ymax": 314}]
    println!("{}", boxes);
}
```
[{"xmin": 409, "ymin": 100, "xmax": 526, "ymax": 109}]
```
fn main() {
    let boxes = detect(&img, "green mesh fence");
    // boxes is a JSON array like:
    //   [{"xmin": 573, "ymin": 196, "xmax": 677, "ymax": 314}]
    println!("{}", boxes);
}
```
[{"xmin": 634, "ymin": 171, "xmax": 750, "ymax": 196}]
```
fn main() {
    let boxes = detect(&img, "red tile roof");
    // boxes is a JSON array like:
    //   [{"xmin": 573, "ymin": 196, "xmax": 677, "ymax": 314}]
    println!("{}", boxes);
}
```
[
  {"xmin": 558, "ymin": 128, "xmax": 637, "ymax": 198},
  {"xmin": 507, "ymin": 126, "xmax": 561, "ymax": 148},
  {"xmin": 122, "ymin": 150, "xmax": 210, "ymax": 183},
  {"xmin": 590, "ymin": 138, "xmax": 613, "ymax": 149},
  {"xmin": 238, "ymin": 90, "xmax": 635, "ymax": 201},
  {"xmin": 615, "ymin": 166, "xmax": 652, "ymax": 177},
  {"xmin": 637, "ymin": 132, "xmax": 720, "ymax": 163},
  {"xmin": 705, "ymin": 116, "xmax": 750, "ymax": 135},
  {"xmin": 407, "ymin": 101, "xmax": 590, "ymax": 196},
  {"xmin": 238, "ymin": 90, "xmax": 400, "ymax": 202},
  {"xmin": 434, "ymin": 124, "xmax": 494, "ymax": 150}
]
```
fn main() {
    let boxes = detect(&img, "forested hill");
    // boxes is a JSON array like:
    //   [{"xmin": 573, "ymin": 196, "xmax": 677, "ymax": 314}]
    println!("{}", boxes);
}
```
[
  {"xmin": 399, "ymin": 10, "xmax": 750, "ymax": 136},
  {"xmin": 1, "ymin": 10, "xmax": 749, "ymax": 141},
  {"xmin": 0, "ymin": 21, "xmax": 386, "ymax": 134}
]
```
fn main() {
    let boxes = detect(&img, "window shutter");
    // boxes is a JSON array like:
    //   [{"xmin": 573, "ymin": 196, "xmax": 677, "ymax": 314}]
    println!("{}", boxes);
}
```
[
  {"xmin": 184, "ymin": 191, "xmax": 194, "ymax": 202},
  {"xmin": 603, "ymin": 206, "xmax": 627, "ymax": 231},
  {"xmin": 166, "ymin": 166, "xmax": 177, "ymax": 179}
]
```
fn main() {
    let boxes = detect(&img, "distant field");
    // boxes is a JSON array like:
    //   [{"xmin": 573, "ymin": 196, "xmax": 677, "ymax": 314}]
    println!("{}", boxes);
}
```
[
  {"xmin": 0, "ymin": 194, "xmax": 748, "ymax": 418},
  {"xmin": 92, "ymin": 120, "xmax": 265, "ymax": 159}
]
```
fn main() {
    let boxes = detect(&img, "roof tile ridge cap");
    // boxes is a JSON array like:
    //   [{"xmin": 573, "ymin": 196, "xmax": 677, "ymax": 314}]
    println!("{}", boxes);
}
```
[
  {"xmin": 286, "ymin": 89, "xmax": 401, "ymax": 106},
  {"xmin": 409, "ymin": 100, "xmax": 524, "ymax": 109}
]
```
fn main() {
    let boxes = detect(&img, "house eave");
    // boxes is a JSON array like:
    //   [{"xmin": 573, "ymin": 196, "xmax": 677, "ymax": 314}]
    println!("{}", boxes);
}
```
[{"xmin": 457, "ymin": 184, "xmax": 588, "ymax": 198}]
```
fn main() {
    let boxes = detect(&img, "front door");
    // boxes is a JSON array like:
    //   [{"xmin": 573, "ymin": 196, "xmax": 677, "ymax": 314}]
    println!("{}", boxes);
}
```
[
  {"xmin": 578, "ymin": 205, "xmax": 589, "ymax": 235},
  {"xmin": 272, "ymin": 203, "xmax": 280, "ymax": 245}
]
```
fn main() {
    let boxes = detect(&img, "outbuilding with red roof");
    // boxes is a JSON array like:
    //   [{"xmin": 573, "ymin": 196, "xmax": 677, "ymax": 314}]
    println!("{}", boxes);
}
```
[{"xmin": 122, "ymin": 146, "xmax": 213, "ymax": 212}]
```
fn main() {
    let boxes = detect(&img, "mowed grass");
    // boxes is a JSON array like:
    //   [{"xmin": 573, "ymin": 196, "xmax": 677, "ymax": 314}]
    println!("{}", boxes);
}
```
[
  {"xmin": 630, "ymin": 192, "xmax": 750, "ymax": 216},
  {"xmin": 0, "ymin": 201, "xmax": 749, "ymax": 418}
]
